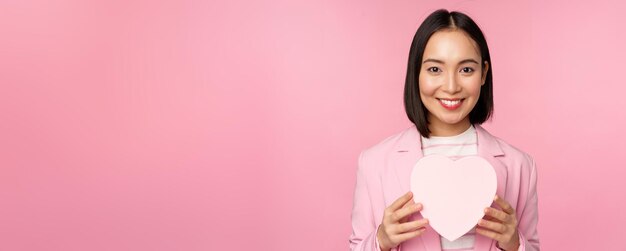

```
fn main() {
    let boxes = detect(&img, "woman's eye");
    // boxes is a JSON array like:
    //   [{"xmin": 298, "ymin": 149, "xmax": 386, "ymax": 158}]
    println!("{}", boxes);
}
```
[
  {"xmin": 461, "ymin": 67, "xmax": 474, "ymax": 73},
  {"xmin": 427, "ymin": 67, "xmax": 440, "ymax": 73}
]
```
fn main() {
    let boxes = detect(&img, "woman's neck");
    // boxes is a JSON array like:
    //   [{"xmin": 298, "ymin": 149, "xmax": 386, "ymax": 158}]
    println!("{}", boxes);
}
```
[{"xmin": 427, "ymin": 118, "xmax": 471, "ymax": 137}]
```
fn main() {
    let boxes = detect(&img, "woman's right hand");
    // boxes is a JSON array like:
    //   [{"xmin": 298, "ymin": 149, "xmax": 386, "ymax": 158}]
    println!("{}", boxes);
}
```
[{"xmin": 376, "ymin": 191, "xmax": 429, "ymax": 251}]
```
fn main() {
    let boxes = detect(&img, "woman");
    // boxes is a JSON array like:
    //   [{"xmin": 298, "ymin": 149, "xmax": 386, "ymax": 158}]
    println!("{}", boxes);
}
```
[{"xmin": 349, "ymin": 9, "xmax": 540, "ymax": 251}]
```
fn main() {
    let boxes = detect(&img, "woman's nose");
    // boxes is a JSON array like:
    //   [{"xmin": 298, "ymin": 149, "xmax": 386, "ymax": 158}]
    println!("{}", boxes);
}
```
[{"xmin": 444, "ymin": 73, "xmax": 461, "ymax": 93}]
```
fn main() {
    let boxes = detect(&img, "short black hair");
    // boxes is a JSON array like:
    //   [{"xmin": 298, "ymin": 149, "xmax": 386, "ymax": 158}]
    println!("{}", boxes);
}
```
[{"xmin": 404, "ymin": 9, "xmax": 494, "ymax": 138}]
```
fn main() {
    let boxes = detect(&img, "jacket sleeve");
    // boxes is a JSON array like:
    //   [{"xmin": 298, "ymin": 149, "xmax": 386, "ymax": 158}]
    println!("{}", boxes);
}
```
[
  {"xmin": 350, "ymin": 150, "xmax": 398, "ymax": 251},
  {"xmin": 349, "ymin": 150, "xmax": 380, "ymax": 251},
  {"xmin": 516, "ymin": 155, "xmax": 540, "ymax": 251}
]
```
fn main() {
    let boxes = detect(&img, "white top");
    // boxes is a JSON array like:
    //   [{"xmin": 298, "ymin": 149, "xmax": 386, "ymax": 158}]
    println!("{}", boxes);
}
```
[{"xmin": 420, "ymin": 124, "xmax": 478, "ymax": 250}]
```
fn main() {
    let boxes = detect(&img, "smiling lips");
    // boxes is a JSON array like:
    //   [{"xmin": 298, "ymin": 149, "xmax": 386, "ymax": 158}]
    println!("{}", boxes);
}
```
[{"xmin": 437, "ymin": 98, "xmax": 464, "ymax": 110}]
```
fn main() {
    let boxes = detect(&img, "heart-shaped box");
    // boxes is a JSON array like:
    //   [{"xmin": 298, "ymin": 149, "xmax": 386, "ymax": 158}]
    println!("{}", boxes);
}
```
[{"xmin": 410, "ymin": 154, "xmax": 497, "ymax": 241}]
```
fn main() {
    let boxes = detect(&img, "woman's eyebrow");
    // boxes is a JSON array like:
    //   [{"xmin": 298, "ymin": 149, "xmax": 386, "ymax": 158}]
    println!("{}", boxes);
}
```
[{"xmin": 422, "ymin": 58, "xmax": 479, "ymax": 65}]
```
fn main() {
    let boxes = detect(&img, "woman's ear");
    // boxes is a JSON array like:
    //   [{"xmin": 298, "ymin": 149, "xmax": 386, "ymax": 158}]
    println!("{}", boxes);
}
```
[{"xmin": 481, "ymin": 60, "xmax": 490, "ymax": 85}]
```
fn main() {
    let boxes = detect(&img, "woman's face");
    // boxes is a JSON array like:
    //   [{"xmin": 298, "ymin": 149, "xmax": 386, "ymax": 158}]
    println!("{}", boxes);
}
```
[{"xmin": 418, "ymin": 29, "xmax": 489, "ymax": 130}]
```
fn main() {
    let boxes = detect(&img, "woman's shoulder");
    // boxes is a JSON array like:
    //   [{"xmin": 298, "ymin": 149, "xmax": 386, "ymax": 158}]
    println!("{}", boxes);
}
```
[
  {"xmin": 495, "ymin": 137, "xmax": 533, "ymax": 158},
  {"xmin": 357, "ymin": 125, "xmax": 418, "ymax": 174},
  {"xmin": 361, "ymin": 125, "xmax": 415, "ymax": 156},
  {"xmin": 482, "ymin": 127, "xmax": 536, "ymax": 168}
]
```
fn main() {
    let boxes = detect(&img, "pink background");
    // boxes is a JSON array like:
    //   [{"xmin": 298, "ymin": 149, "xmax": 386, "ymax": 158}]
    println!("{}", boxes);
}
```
[{"xmin": 1, "ymin": 0, "xmax": 624, "ymax": 250}]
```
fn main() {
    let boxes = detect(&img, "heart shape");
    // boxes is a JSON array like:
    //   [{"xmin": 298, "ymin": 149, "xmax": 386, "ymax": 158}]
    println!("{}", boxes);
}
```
[{"xmin": 410, "ymin": 154, "xmax": 497, "ymax": 241}]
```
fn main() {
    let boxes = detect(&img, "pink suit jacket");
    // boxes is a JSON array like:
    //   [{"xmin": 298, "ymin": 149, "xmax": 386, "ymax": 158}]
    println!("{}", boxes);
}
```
[{"xmin": 349, "ymin": 124, "xmax": 540, "ymax": 251}]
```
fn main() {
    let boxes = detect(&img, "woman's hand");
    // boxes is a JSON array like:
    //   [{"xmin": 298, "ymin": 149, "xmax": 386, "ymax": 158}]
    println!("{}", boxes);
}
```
[
  {"xmin": 376, "ymin": 191, "xmax": 429, "ymax": 251},
  {"xmin": 475, "ymin": 195, "xmax": 520, "ymax": 251}
]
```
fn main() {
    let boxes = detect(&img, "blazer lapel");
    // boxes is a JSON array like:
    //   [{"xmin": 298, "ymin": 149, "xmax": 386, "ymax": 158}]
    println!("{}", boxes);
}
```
[{"xmin": 388, "ymin": 124, "xmax": 508, "ymax": 251}]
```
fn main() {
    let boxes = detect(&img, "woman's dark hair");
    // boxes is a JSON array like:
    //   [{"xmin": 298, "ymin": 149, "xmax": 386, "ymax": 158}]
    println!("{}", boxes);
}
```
[{"xmin": 404, "ymin": 9, "xmax": 493, "ymax": 138}]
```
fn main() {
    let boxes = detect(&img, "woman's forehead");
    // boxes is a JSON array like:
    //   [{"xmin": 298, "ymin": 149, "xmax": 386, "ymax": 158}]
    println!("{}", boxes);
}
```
[{"xmin": 422, "ymin": 29, "xmax": 481, "ymax": 63}]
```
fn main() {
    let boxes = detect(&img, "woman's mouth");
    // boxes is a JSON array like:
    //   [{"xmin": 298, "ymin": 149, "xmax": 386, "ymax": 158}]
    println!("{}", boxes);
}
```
[{"xmin": 437, "ymin": 98, "xmax": 464, "ymax": 110}]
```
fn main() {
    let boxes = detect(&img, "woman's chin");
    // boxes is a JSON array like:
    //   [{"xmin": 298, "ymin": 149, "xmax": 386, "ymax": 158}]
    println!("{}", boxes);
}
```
[{"xmin": 435, "ymin": 115, "xmax": 466, "ymax": 125}]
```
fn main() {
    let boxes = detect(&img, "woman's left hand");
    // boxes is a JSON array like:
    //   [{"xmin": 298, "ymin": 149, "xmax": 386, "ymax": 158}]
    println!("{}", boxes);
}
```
[{"xmin": 475, "ymin": 195, "xmax": 520, "ymax": 251}]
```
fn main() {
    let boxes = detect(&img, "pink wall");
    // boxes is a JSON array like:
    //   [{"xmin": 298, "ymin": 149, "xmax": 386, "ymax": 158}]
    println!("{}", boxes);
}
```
[{"xmin": 1, "ymin": 0, "xmax": 624, "ymax": 250}]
